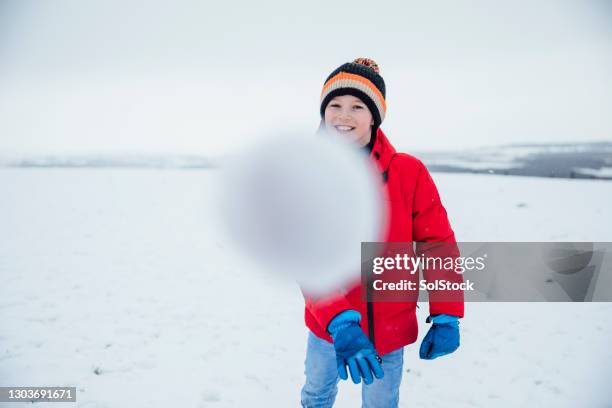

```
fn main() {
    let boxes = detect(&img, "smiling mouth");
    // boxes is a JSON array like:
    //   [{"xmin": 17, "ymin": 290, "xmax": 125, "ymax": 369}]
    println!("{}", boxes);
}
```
[{"xmin": 335, "ymin": 125, "xmax": 355, "ymax": 132}]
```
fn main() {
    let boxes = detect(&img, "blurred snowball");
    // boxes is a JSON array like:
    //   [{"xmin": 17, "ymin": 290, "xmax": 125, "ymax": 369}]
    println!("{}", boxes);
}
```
[{"xmin": 218, "ymin": 130, "xmax": 384, "ymax": 295}]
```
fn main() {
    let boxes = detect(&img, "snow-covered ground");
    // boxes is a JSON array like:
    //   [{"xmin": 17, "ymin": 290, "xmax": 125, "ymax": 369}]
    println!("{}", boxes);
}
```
[{"xmin": 1, "ymin": 168, "xmax": 611, "ymax": 407}]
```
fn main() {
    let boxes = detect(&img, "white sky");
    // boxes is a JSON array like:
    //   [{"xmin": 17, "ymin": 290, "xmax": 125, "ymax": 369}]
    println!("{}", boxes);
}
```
[{"xmin": 0, "ymin": 0, "xmax": 611, "ymax": 156}]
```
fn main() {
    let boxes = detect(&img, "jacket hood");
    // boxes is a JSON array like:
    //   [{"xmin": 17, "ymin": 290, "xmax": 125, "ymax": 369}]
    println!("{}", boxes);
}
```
[{"xmin": 369, "ymin": 128, "xmax": 397, "ymax": 174}]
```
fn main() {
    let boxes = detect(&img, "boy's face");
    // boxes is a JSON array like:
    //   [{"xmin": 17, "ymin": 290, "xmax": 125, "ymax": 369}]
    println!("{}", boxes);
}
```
[{"xmin": 324, "ymin": 95, "xmax": 374, "ymax": 147}]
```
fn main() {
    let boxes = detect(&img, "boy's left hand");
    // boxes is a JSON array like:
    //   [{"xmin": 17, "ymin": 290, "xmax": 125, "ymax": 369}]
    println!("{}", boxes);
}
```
[{"xmin": 419, "ymin": 314, "xmax": 460, "ymax": 360}]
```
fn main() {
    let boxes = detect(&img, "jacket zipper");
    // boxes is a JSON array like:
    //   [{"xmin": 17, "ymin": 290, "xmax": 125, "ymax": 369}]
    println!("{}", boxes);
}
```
[
  {"xmin": 367, "ymin": 300, "xmax": 375, "ymax": 348},
  {"xmin": 366, "ymin": 153, "xmax": 397, "ymax": 349},
  {"xmin": 366, "ymin": 267, "xmax": 375, "ymax": 348}
]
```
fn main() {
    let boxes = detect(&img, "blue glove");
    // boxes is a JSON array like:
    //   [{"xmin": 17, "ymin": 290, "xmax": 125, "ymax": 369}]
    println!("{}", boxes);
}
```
[
  {"xmin": 419, "ymin": 314, "xmax": 460, "ymax": 360},
  {"xmin": 327, "ymin": 310, "xmax": 384, "ymax": 384}
]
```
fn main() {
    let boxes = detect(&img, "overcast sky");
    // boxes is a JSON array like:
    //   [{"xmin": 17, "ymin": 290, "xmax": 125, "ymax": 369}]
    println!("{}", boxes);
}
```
[{"xmin": 1, "ymin": 0, "xmax": 611, "ymax": 156}]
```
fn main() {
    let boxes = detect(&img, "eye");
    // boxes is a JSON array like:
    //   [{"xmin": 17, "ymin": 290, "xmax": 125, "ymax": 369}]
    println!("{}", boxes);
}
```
[
  {"xmin": 328, "ymin": 103, "xmax": 341, "ymax": 108},
  {"xmin": 353, "ymin": 105, "xmax": 364, "ymax": 110}
]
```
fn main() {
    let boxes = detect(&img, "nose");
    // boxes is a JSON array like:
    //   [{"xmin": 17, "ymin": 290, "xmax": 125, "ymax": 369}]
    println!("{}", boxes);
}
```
[{"xmin": 338, "ymin": 108, "xmax": 352, "ymax": 122}]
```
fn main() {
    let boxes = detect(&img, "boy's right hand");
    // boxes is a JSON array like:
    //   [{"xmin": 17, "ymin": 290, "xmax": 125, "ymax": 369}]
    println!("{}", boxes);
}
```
[{"xmin": 328, "ymin": 312, "xmax": 384, "ymax": 384}]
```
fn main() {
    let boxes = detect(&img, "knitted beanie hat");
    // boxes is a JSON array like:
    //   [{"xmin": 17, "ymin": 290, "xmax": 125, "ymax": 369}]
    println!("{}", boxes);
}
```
[{"xmin": 320, "ymin": 57, "xmax": 387, "ymax": 129}]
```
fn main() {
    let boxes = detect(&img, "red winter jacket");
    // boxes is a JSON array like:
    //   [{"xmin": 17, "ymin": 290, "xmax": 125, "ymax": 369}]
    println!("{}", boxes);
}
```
[{"xmin": 303, "ymin": 128, "xmax": 464, "ymax": 355}]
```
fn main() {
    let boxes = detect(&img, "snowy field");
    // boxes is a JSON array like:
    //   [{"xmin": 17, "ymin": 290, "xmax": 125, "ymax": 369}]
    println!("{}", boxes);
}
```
[{"xmin": 1, "ymin": 168, "xmax": 611, "ymax": 407}]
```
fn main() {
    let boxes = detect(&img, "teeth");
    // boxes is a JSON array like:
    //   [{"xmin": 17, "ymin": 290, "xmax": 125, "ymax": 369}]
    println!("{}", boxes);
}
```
[{"xmin": 336, "ymin": 126, "xmax": 354, "ymax": 131}]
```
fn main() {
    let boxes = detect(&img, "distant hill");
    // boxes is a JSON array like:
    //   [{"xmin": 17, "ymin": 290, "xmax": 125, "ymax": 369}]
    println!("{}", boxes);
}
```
[
  {"xmin": 0, "ymin": 154, "xmax": 217, "ymax": 169},
  {"xmin": 414, "ymin": 141, "xmax": 612, "ymax": 180},
  {"xmin": 1, "ymin": 142, "xmax": 611, "ymax": 180}
]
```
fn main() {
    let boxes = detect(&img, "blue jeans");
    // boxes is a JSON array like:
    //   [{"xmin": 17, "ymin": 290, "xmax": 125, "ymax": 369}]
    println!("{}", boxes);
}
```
[{"xmin": 301, "ymin": 331, "xmax": 404, "ymax": 408}]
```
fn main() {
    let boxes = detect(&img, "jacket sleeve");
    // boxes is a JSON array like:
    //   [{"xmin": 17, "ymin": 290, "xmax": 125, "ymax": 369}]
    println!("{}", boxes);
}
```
[
  {"xmin": 302, "ymin": 288, "xmax": 355, "ymax": 332},
  {"xmin": 412, "ymin": 160, "xmax": 464, "ymax": 318}
]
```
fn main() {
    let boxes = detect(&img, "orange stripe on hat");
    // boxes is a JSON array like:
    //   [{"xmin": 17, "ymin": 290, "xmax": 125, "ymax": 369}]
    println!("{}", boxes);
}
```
[{"xmin": 321, "ymin": 72, "xmax": 387, "ymax": 113}]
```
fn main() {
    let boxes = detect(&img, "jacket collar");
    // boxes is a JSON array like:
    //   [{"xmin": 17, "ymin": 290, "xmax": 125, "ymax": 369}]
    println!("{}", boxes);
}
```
[{"xmin": 369, "ymin": 128, "xmax": 397, "ymax": 173}]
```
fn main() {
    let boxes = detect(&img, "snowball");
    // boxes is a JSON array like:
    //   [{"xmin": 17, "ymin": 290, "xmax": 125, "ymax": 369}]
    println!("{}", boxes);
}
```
[{"xmin": 218, "ymin": 130, "xmax": 384, "ymax": 295}]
